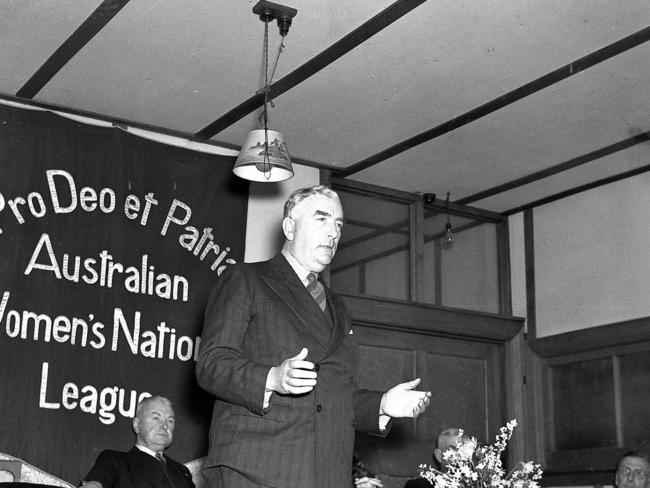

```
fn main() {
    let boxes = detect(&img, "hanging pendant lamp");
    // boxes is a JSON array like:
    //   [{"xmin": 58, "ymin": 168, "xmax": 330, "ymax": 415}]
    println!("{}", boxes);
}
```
[{"xmin": 233, "ymin": 1, "xmax": 297, "ymax": 183}]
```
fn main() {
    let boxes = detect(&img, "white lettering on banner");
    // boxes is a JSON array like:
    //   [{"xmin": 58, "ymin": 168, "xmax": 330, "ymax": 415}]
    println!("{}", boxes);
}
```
[
  {"xmin": 39, "ymin": 361, "xmax": 152, "ymax": 424},
  {"xmin": 0, "ymin": 169, "xmax": 239, "ymax": 275},
  {"xmin": 46, "ymin": 169, "xmax": 117, "ymax": 215},
  {"xmin": 47, "ymin": 169, "xmax": 77, "ymax": 214},
  {"xmin": 111, "ymin": 308, "xmax": 201, "ymax": 361},
  {"xmin": 0, "ymin": 170, "xmax": 124, "ymax": 227},
  {"xmin": 0, "ymin": 192, "xmax": 4, "ymax": 234},
  {"xmin": 1, "ymin": 290, "xmax": 106, "ymax": 348},
  {"xmin": 160, "ymin": 199, "xmax": 191, "ymax": 235},
  {"xmin": 162, "ymin": 199, "xmax": 236, "ymax": 275},
  {"xmin": 124, "ymin": 192, "xmax": 158, "ymax": 225},
  {"xmin": 24, "ymin": 233, "xmax": 189, "ymax": 302},
  {"xmin": 0, "ymin": 290, "xmax": 10, "ymax": 322},
  {"xmin": 0, "ymin": 293, "xmax": 200, "ymax": 361}
]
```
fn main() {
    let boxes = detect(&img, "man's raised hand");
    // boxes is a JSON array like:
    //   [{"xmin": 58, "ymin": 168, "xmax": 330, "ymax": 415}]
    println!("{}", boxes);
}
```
[
  {"xmin": 379, "ymin": 378, "xmax": 432, "ymax": 418},
  {"xmin": 267, "ymin": 347, "xmax": 317, "ymax": 395}
]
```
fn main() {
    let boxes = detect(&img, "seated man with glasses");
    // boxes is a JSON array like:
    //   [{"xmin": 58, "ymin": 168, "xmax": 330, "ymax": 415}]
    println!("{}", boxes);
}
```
[{"xmin": 616, "ymin": 451, "xmax": 650, "ymax": 488}]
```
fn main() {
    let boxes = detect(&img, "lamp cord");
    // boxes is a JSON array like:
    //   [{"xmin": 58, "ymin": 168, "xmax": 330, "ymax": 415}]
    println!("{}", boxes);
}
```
[
  {"xmin": 257, "ymin": 20, "xmax": 286, "ymax": 180},
  {"xmin": 262, "ymin": 18, "xmax": 271, "ymax": 178},
  {"xmin": 269, "ymin": 36, "xmax": 286, "ymax": 89}
]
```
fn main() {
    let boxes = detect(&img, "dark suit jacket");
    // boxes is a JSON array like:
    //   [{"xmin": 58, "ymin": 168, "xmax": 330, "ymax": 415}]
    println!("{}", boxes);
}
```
[
  {"xmin": 82, "ymin": 447, "xmax": 195, "ymax": 488},
  {"xmin": 196, "ymin": 254, "xmax": 386, "ymax": 488},
  {"xmin": 404, "ymin": 477, "xmax": 434, "ymax": 488}
]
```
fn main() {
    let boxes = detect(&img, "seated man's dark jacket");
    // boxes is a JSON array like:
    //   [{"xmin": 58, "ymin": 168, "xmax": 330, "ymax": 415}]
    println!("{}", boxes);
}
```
[
  {"xmin": 82, "ymin": 447, "xmax": 195, "ymax": 488},
  {"xmin": 404, "ymin": 476, "xmax": 435, "ymax": 488}
]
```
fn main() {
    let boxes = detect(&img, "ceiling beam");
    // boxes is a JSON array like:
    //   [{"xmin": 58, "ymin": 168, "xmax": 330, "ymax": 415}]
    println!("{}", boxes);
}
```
[
  {"xmin": 503, "ymin": 164, "xmax": 650, "ymax": 216},
  {"xmin": 16, "ymin": 0, "xmax": 130, "ymax": 99},
  {"xmin": 195, "ymin": 0, "xmax": 429, "ymax": 139},
  {"xmin": 457, "ymin": 131, "xmax": 650, "ymax": 205},
  {"xmin": 337, "ymin": 25, "xmax": 650, "ymax": 177}
]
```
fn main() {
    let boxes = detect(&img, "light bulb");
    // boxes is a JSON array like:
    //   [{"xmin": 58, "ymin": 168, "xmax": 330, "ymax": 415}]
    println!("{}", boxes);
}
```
[{"xmin": 443, "ymin": 222, "xmax": 454, "ymax": 249}]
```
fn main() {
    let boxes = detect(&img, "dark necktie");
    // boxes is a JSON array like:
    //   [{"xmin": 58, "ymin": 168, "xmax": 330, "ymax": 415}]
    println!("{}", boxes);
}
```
[
  {"xmin": 306, "ymin": 273, "xmax": 326, "ymax": 311},
  {"xmin": 156, "ymin": 452, "xmax": 166, "ymax": 464}
]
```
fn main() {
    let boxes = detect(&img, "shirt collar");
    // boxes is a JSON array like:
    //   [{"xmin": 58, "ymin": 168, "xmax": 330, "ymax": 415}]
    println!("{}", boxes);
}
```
[
  {"xmin": 135, "ymin": 444, "xmax": 161, "ymax": 459},
  {"xmin": 281, "ymin": 249, "xmax": 315, "ymax": 285}
]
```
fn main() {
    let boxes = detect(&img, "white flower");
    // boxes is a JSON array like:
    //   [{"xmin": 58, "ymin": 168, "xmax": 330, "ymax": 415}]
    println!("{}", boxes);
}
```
[
  {"xmin": 417, "ymin": 420, "xmax": 543, "ymax": 488},
  {"xmin": 521, "ymin": 462, "xmax": 534, "ymax": 474},
  {"xmin": 457, "ymin": 437, "xmax": 478, "ymax": 460}
]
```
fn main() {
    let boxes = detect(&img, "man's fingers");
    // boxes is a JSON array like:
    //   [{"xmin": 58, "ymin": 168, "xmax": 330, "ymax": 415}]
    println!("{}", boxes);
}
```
[
  {"xmin": 412, "ymin": 392, "xmax": 431, "ymax": 417},
  {"xmin": 291, "ymin": 347, "xmax": 309, "ymax": 360},
  {"xmin": 286, "ymin": 375, "xmax": 317, "ymax": 385},
  {"xmin": 290, "ymin": 359, "xmax": 315, "ymax": 371},
  {"xmin": 402, "ymin": 377, "xmax": 421, "ymax": 390},
  {"xmin": 286, "ymin": 385, "xmax": 315, "ymax": 394},
  {"xmin": 287, "ymin": 361, "xmax": 316, "ymax": 378}
]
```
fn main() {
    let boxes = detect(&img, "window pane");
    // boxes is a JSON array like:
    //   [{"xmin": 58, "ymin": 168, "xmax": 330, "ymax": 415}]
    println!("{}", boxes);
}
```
[
  {"xmin": 420, "ymin": 211, "xmax": 499, "ymax": 313},
  {"xmin": 331, "ymin": 189, "xmax": 410, "ymax": 301},
  {"xmin": 331, "ymin": 185, "xmax": 502, "ymax": 314}
]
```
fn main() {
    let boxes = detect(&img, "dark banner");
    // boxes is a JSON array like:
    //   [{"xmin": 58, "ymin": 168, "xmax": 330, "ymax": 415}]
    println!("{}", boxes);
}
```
[{"xmin": 0, "ymin": 102, "xmax": 248, "ymax": 483}]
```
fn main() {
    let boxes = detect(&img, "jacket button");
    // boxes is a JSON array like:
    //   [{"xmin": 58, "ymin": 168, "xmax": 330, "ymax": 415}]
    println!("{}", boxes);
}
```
[
  {"xmin": 316, "ymin": 404, "xmax": 322, "ymax": 412},
  {"xmin": 314, "ymin": 363, "xmax": 321, "ymax": 372}
]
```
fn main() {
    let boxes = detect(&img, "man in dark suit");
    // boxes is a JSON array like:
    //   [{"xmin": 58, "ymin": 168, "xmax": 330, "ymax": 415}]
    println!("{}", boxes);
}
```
[
  {"xmin": 196, "ymin": 185, "xmax": 432, "ymax": 488},
  {"xmin": 404, "ymin": 427, "xmax": 461, "ymax": 488},
  {"xmin": 80, "ymin": 395, "xmax": 195, "ymax": 488}
]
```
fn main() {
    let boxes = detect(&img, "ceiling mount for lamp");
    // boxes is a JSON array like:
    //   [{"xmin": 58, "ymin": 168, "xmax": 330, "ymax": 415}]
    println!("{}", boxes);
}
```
[
  {"xmin": 233, "ymin": 0, "xmax": 297, "ymax": 183},
  {"xmin": 252, "ymin": 0, "xmax": 297, "ymax": 36}
]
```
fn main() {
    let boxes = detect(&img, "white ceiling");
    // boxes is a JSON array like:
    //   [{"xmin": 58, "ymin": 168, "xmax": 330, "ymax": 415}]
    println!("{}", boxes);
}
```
[{"xmin": 1, "ymin": 0, "xmax": 649, "ymax": 213}]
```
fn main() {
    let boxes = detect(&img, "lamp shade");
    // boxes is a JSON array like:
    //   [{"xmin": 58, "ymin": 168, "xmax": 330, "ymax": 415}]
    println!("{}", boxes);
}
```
[{"xmin": 233, "ymin": 129, "xmax": 294, "ymax": 182}]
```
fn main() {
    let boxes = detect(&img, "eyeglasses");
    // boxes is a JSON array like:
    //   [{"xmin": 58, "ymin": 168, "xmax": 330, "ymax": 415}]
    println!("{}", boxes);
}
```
[{"xmin": 618, "ymin": 466, "xmax": 649, "ymax": 482}]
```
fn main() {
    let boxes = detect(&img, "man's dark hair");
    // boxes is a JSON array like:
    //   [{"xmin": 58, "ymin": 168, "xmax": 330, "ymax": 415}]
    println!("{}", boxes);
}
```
[
  {"xmin": 283, "ymin": 185, "xmax": 339, "ymax": 219},
  {"xmin": 619, "ymin": 451, "xmax": 650, "ymax": 466}
]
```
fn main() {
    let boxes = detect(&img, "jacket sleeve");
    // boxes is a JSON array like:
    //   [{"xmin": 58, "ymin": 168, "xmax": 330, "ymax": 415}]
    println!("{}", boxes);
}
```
[
  {"xmin": 195, "ymin": 265, "xmax": 271, "ymax": 414},
  {"xmin": 81, "ymin": 450, "xmax": 121, "ymax": 487}
]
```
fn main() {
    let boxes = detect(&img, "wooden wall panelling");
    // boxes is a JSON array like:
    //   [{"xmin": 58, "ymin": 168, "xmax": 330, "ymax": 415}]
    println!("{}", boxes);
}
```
[
  {"xmin": 505, "ymin": 330, "xmax": 526, "ymax": 468},
  {"xmin": 620, "ymin": 350, "xmax": 650, "ymax": 444},
  {"xmin": 346, "ymin": 293, "xmax": 524, "ymax": 479},
  {"xmin": 527, "ymin": 317, "xmax": 650, "ymax": 486}
]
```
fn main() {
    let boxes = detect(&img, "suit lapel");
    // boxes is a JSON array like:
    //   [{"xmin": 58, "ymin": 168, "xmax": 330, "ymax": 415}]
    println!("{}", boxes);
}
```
[
  {"xmin": 322, "ymin": 285, "xmax": 346, "ymax": 357},
  {"xmin": 261, "ymin": 255, "xmax": 334, "ymax": 353}
]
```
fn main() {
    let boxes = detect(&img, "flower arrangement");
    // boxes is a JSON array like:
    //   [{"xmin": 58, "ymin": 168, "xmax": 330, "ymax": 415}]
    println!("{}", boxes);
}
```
[{"xmin": 418, "ymin": 420, "xmax": 542, "ymax": 488}]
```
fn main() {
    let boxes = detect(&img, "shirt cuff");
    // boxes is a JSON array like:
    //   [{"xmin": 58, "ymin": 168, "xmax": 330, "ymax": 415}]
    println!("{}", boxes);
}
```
[
  {"xmin": 264, "ymin": 368, "xmax": 274, "ymax": 408},
  {"xmin": 378, "ymin": 414, "xmax": 391, "ymax": 431}
]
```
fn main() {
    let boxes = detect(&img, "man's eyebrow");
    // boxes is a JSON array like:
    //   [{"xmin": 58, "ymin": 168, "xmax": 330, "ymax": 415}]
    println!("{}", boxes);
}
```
[{"xmin": 314, "ymin": 209, "xmax": 345, "ymax": 224}]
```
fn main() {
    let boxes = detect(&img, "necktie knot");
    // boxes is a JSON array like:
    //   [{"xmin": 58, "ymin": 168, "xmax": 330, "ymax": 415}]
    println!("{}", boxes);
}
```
[
  {"xmin": 155, "ymin": 452, "xmax": 166, "ymax": 464},
  {"xmin": 306, "ymin": 273, "xmax": 326, "ymax": 311}
]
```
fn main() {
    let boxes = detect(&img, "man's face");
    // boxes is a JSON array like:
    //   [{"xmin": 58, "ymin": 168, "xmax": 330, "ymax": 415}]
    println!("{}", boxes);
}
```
[
  {"xmin": 616, "ymin": 456, "xmax": 650, "ymax": 488},
  {"xmin": 133, "ymin": 398, "xmax": 175, "ymax": 452},
  {"xmin": 283, "ymin": 194, "xmax": 344, "ymax": 273}
]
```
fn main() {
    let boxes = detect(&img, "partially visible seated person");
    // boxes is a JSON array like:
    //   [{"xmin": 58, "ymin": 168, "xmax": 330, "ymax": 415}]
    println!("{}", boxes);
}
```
[
  {"xmin": 80, "ymin": 395, "xmax": 195, "ymax": 488},
  {"xmin": 352, "ymin": 453, "xmax": 383, "ymax": 488},
  {"xmin": 404, "ymin": 427, "xmax": 461, "ymax": 488},
  {"xmin": 615, "ymin": 451, "xmax": 650, "ymax": 488}
]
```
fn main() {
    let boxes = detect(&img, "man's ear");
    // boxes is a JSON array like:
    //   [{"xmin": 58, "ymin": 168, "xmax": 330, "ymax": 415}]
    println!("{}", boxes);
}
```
[
  {"xmin": 282, "ymin": 217, "xmax": 295, "ymax": 240},
  {"xmin": 434, "ymin": 448, "xmax": 442, "ymax": 465},
  {"xmin": 133, "ymin": 417, "xmax": 140, "ymax": 434}
]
